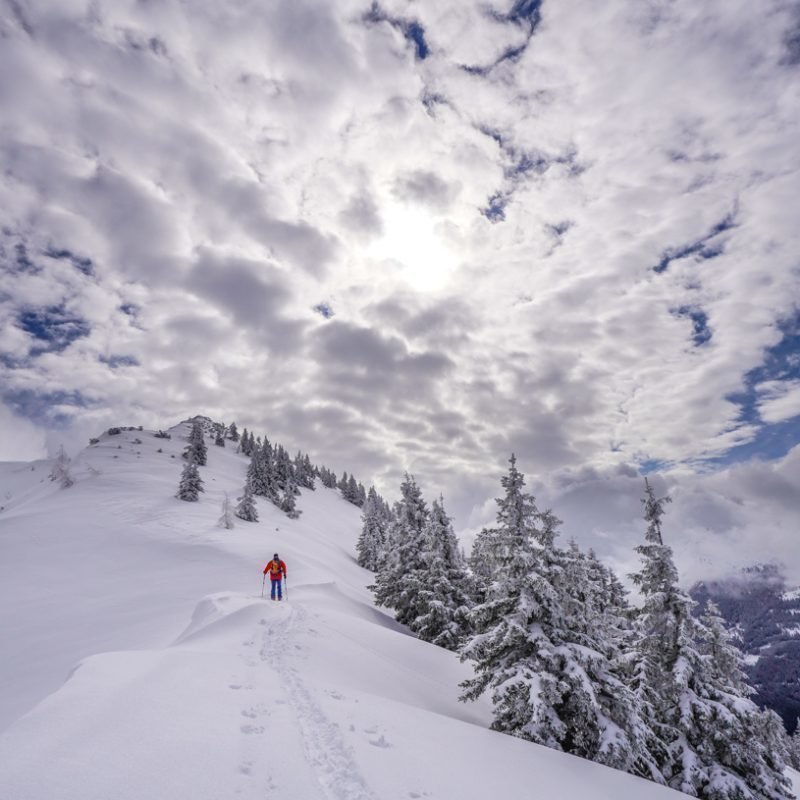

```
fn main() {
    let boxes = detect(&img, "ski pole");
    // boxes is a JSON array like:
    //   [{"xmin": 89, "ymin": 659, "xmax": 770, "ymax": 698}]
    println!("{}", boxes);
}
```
[
  {"xmin": 261, "ymin": 573, "xmax": 266, "ymax": 599},
  {"xmin": 284, "ymin": 576, "xmax": 288, "ymax": 600}
]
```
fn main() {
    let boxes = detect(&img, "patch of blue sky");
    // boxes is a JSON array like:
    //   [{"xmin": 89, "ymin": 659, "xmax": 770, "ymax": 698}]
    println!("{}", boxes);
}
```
[
  {"xmin": 44, "ymin": 247, "xmax": 94, "ymax": 276},
  {"xmin": 17, "ymin": 305, "xmax": 91, "ymax": 353},
  {"xmin": 363, "ymin": 4, "xmax": 428, "ymax": 60},
  {"xmin": 312, "ymin": 302, "xmax": 335, "ymax": 320},
  {"xmin": 716, "ymin": 312, "xmax": 800, "ymax": 464},
  {"xmin": 486, "ymin": 0, "xmax": 543, "ymax": 32},
  {"xmin": 710, "ymin": 419, "xmax": 800, "ymax": 467},
  {"xmin": 638, "ymin": 457, "xmax": 674, "ymax": 475},
  {"xmin": 1, "ymin": 242, "xmax": 40, "ymax": 275},
  {"xmin": 653, "ymin": 211, "xmax": 736, "ymax": 274},
  {"xmin": 481, "ymin": 192, "xmax": 508, "ymax": 222},
  {"xmin": 99, "ymin": 354, "xmax": 140, "ymax": 368},
  {"xmin": 3, "ymin": 388, "xmax": 93, "ymax": 429},
  {"xmin": 671, "ymin": 305, "xmax": 712, "ymax": 346}
]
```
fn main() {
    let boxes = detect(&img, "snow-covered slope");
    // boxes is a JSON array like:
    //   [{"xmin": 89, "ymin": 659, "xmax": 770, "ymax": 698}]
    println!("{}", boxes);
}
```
[{"xmin": 1, "ymin": 423, "xmax": 686, "ymax": 799}]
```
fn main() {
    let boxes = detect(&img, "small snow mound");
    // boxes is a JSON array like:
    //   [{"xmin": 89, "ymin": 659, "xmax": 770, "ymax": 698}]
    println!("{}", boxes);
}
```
[
  {"xmin": 174, "ymin": 592, "xmax": 278, "ymax": 645},
  {"xmin": 782, "ymin": 587, "xmax": 800, "ymax": 602}
]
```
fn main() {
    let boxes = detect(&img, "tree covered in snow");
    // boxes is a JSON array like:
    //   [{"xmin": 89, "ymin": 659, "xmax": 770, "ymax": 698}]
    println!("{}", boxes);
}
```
[
  {"xmin": 238, "ymin": 429, "xmax": 252, "ymax": 456},
  {"xmin": 788, "ymin": 721, "xmax": 800, "ymax": 770},
  {"xmin": 279, "ymin": 475, "xmax": 302, "ymax": 519},
  {"xmin": 49, "ymin": 446, "xmax": 74, "ymax": 489},
  {"xmin": 294, "ymin": 451, "xmax": 316, "ymax": 490},
  {"xmin": 372, "ymin": 474, "xmax": 430, "ymax": 626},
  {"xmin": 460, "ymin": 455, "xmax": 643, "ymax": 772},
  {"xmin": 317, "ymin": 466, "xmax": 338, "ymax": 489},
  {"xmin": 407, "ymin": 496, "xmax": 472, "ymax": 650},
  {"xmin": 272, "ymin": 445, "xmax": 297, "ymax": 497},
  {"xmin": 247, "ymin": 438, "xmax": 277, "ymax": 500},
  {"xmin": 218, "ymin": 491, "xmax": 235, "ymax": 529},
  {"xmin": 183, "ymin": 420, "xmax": 207, "ymax": 466},
  {"xmin": 227, "ymin": 422, "xmax": 239, "ymax": 442},
  {"xmin": 214, "ymin": 423, "xmax": 225, "ymax": 447},
  {"xmin": 176, "ymin": 459, "xmax": 203, "ymax": 501},
  {"xmin": 629, "ymin": 480, "xmax": 793, "ymax": 800},
  {"xmin": 235, "ymin": 478, "xmax": 258, "ymax": 522},
  {"xmin": 357, "ymin": 486, "xmax": 388, "ymax": 571}
]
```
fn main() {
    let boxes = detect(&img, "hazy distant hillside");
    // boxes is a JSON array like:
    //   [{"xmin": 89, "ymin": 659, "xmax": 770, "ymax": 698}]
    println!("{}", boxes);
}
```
[{"xmin": 691, "ymin": 565, "xmax": 800, "ymax": 733}]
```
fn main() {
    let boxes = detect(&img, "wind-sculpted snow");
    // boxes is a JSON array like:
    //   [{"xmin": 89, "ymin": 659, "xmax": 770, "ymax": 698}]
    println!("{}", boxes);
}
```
[{"xmin": 0, "ymin": 427, "xmax": 687, "ymax": 798}]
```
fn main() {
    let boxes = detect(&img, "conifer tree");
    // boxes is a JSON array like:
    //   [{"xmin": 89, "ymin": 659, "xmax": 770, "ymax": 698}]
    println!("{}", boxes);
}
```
[
  {"xmin": 338, "ymin": 471, "xmax": 349, "ymax": 494},
  {"xmin": 279, "ymin": 477, "xmax": 301, "ymax": 518},
  {"xmin": 372, "ymin": 474, "xmax": 429, "ymax": 626},
  {"xmin": 214, "ymin": 427, "xmax": 225, "ymax": 447},
  {"xmin": 235, "ymin": 478, "xmax": 258, "ymax": 522},
  {"xmin": 218, "ymin": 491, "xmax": 235, "ymax": 528},
  {"xmin": 346, "ymin": 474, "xmax": 361, "ymax": 506},
  {"xmin": 227, "ymin": 422, "xmax": 239, "ymax": 442},
  {"xmin": 49, "ymin": 446, "xmax": 74, "ymax": 489},
  {"xmin": 294, "ymin": 451, "xmax": 315, "ymax": 490},
  {"xmin": 183, "ymin": 420, "xmax": 207, "ymax": 466},
  {"xmin": 461, "ymin": 455, "xmax": 641, "ymax": 770},
  {"xmin": 460, "ymin": 455, "xmax": 562, "ymax": 741},
  {"xmin": 408, "ymin": 497, "xmax": 472, "ymax": 650},
  {"xmin": 357, "ymin": 487, "xmax": 388, "ymax": 571},
  {"xmin": 788, "ymin": 722, "xmax": 800, "ymax": 770},
  {"xmin": 176, "ymin": 459, "xmax": 204, "ymax": 501},
  {"xmin": 303, "ymin": 454, "xmax": 316, "ymax": 489},
  {"xmin": 629, "ymin": 480, "xmax": 793, "ymax": 799},
  {"xmin": 695, "ymin": 601, "xmax": 793, "ymax": 800}
]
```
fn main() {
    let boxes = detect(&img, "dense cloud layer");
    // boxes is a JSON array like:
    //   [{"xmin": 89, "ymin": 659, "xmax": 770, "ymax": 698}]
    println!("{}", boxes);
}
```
[{"xmin": 1, "ymin": 0, "xmax": 799, "ymax": 581}]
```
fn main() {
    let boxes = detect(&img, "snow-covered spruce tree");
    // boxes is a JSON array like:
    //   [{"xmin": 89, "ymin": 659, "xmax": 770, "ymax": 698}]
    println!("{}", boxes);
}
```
[
  {"xmin": 629, "ymin": 480, "xmax": 793, "ymax": 799},
  {"xmin": 695, "ymin": 601, "xmax": 793, "ymax": 800},
  {"xmin": 460, "ymin": 455, "xmax": 641, "ymax": 770},
  {"xmin": 49, "ymin": 446, "xmax": 74, "ymax": 488},
  {"xmin": 789, "ymin": 722, "xmax": 800, "ymax": 770},
  {"xmin": 214, "ymin": 426, "xmax": 225, "ymax": 447},
  {"xmin": 235, "ymin": 478, "xmax": 258, "ymax": 522},
  {"xmin": 294, "ymin": 452, "xmax": 316, "ymax": 490},
  {"xmin": 183, "ymin": 420, "xmax": 207, "ymax": 466},
  {"xmin": 408, "ymin": 496, "xmax": 472, "ymax": 650},
  {"xmin": 227, "ymin": 422, "xmax": 239, "ymax": 442},
  {"xmin": 238, "ymin": 428, "xmax": 251, "ymax": 456},
  {"xmin": 279, "ymin": 475, "xmax": 302, "ymax": 519},
  {"xmin": 246, "ymin": 440, "xmax": 272, "ymax": 500},
  {"xmin": 551, "ymin": 536, "xmax": 645, "ymax": 772},
  {"xmin": 372, "ymin": 474, "xmax": 430, "ymax": 626},
  {"xmin": 338, "ymin": 471, "xmax": 349, "ymax": 494},
  {"xmin": 345, "ymin": 474, "xmax": 361, "ymax": 506},
  {"xmin": 272, "ymin": 445, "xmax": 296, "ymax": 496},
  {"xmin": 218, "ymin": 491, "xmax": 234, "ymax": 529},
  {"xmin": 460, "ymin": 454, "xmax": 562, "ymax": 741},
  {"xmin": 176, "ymin": 459, "xmax": 204, "ymax": 501},
  {"xmin": 357, "ymin": 486, "xmax": 388, "ymax": 571}
]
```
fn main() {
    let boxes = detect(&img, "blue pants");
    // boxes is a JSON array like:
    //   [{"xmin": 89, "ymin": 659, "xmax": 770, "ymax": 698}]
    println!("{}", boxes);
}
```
[{"xmin": 270, "ymin": 578, "xmax": 283, "ymax": 600}]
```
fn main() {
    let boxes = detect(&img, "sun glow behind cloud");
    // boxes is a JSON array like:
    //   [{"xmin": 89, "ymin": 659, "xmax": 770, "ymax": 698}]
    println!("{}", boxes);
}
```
[{"xmin": 368, "ymin": 204, "xmax": 460, "ymax": 292}]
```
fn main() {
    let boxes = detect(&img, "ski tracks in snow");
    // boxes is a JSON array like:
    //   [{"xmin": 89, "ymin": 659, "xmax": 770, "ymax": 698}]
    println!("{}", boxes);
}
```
[{"xmin": 240, "ymin": 601, "xmax": 378, "ymax": 800}]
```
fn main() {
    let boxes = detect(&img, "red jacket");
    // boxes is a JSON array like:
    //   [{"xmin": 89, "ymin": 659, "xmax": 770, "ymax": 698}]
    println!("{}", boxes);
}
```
[{"xmin": 264, "ymin": 559, "xmax": 287, "ymax": 580}]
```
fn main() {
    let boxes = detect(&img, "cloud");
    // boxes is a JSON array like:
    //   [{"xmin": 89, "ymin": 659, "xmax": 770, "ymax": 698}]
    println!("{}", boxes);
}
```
[
  {"xmin": 392, "ymin": 169, "xmax": 461, "ymax": 210},
  {"xmin": 0, "ymin": 0, "xmax": 799, "ymax": 583},
  {"xmin": 0, "ymin": 402, "xmax": 47, "ymax": 461}
]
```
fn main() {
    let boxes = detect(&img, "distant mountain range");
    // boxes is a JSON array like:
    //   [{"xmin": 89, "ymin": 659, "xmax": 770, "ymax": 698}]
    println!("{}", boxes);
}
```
[{"xmin": 690, "ymin": 564, "xmax": 800, "ymax": 734}]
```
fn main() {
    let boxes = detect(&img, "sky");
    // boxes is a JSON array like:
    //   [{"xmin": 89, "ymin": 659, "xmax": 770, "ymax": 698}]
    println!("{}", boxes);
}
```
[{"xmin": 1, "ymin": 0, "xmax": 799, "ymax": 584}]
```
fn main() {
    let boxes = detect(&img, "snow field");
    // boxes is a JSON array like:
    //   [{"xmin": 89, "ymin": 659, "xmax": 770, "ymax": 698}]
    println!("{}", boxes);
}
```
[{"xmin": 0, "ymin": 423, "xmax": 690, "ymax": 799}]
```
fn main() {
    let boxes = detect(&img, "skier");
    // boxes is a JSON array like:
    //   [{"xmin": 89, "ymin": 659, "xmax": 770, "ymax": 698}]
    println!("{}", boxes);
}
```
[{"xmin": 263, "ymin": 553, "xmax": 287, "ymax": 601}]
